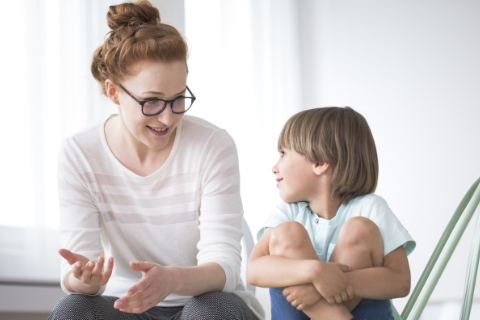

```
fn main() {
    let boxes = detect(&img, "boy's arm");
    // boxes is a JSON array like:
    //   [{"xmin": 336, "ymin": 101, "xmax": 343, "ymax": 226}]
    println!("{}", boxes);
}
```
[
  {"xmin": 346, "ymin": 246, "xmax": 411, "ymax": 299},
  {"xmin": 247, "ymin": 228, "xmax": 317, "ymax": 287},
  {"xmin": 247, "ymin": 228, "xmax": 354, "ymax": 303}
]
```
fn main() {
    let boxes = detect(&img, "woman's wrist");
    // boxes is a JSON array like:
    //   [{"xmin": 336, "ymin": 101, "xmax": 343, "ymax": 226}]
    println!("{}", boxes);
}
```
[
  {"xmin": 65, "ymin": 271, "xmax": 102, "ymax": 295},
  {"xmin": 165, "ymin": 266, "xmax": 181, "ymax": 294}
]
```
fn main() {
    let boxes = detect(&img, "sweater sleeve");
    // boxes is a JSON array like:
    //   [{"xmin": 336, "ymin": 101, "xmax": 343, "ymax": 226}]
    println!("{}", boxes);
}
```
[
  {"xmin": 57, "ymin": 139, "xmax": 105, "ymax": 295},
  {"xmin": 196, "ymin": 129, "xmax": 243, "ymax": 293}
]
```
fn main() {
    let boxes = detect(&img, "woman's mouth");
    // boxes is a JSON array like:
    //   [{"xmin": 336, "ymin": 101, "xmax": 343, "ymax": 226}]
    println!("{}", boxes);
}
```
[{"xmin": 147, "ymin": 125, "xmax": 169, "ymax": 136}]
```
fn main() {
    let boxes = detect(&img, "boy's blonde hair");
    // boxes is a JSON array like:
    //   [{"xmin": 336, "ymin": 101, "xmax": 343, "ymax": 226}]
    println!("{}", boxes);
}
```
[{"xmin": 278, "ymin": 107, "xmax": 378, "ymax": 204}]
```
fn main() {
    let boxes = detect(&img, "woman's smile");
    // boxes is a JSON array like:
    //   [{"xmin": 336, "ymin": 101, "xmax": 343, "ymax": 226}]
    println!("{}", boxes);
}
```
[{"xmin": 147, "ymin": 125, "xmax": 169, "ymax": 136}]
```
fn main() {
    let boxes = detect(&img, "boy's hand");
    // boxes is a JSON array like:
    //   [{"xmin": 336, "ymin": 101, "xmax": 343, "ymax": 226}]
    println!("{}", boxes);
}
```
[
  {"xmin": 283, "ymin": 283, "xmax": 322, "ymax": 310},
  {"xmin": 311, "ymin": 261, "xmax": 354, "ymax": 304}
]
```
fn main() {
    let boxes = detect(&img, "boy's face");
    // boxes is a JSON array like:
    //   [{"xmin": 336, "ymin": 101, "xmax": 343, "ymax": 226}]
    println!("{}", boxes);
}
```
[{"xmin": 272, "ymin": 148, "xmax": 318, "ymax": 203}]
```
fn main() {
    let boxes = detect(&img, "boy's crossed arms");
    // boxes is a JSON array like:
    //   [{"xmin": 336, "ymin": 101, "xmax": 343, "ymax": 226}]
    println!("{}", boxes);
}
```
[{"xmin": 247, "ymin": 219, "xmax": 410, "ymax": 320}]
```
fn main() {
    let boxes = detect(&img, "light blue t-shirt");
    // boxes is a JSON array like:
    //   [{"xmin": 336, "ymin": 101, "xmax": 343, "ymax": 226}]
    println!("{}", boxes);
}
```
[{"xmin": 258, "ymin": 194, "xmax": 415, "ymax": 262}]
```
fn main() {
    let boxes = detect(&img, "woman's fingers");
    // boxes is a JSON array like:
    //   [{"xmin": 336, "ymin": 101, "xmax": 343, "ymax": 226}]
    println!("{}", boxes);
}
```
[
  {"xmin": 91, "ymin": 257, "xmax": 104, "ymax": 281},
  {"xmin": 63, "ymin": 252, "xmax": 114, "ymax": 287},
  {"xmin": 117, "ymin": 289, "xmax": 151, "ymax": 310},
  {"xmin": 125, "ymin": 274, "xmax": 151, "ymax": 297},
  {"xmin": 71, "ymin": 262, "xmax": 83, "ymax": 278},
  {"xmin": 120, "ymin": 295, "xmax": 158, "ymax": 314},
  {"xmin": 81, "ymin": 261, "xmax": 95, "ymax": 282},
  {"xmin": 100, "ymin": 257, "xmax": 114, "ymax": 286},
  {"xmin": 58, "ymin": 249, "xmax": 75, "ymax": 263}
]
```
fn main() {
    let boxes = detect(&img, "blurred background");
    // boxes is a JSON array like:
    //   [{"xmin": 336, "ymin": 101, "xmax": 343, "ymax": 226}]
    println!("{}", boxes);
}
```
[{"xmin": 1, "ymin": 0, "xmax": 480, "ymax": 319}]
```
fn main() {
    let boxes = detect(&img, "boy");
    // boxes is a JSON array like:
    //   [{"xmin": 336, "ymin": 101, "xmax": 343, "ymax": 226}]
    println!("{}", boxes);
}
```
[{"xmin": 247, "ymin": 107, "xmax": 415, "ymax": 320}]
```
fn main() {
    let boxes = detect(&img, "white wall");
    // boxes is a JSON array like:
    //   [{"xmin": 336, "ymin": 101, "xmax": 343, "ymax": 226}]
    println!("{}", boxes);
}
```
[
  {"xmin": 297, "ymin": 0, "xmax": 480, "ymax": 311},
  {"xmin": 151, "ymin": 0, "xmax": 185, "ymax": 35}
]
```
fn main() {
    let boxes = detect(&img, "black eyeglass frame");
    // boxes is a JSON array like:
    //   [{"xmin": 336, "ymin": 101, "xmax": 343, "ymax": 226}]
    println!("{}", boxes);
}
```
[{"xmin": 116, "ymin": 83, "xmax": 196, "ymax": 116}]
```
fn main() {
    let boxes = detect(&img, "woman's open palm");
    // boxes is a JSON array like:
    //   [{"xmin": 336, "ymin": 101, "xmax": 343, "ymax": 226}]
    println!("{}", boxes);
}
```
[{"xmin": 58, "ymin": 248, "xmax": 114, "ymax": 291}]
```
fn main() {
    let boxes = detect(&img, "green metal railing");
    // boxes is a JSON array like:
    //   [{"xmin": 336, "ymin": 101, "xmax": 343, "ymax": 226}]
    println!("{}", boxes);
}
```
[{"xmin": 399, "ymin": 177, "xmax": 480, "ymax": 320}]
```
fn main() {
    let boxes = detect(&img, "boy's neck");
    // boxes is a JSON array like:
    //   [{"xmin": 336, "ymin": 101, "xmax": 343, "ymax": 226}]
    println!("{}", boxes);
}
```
[{"xmin": 308, "ymin": 195, "xmax": 343, "ymax": 220}]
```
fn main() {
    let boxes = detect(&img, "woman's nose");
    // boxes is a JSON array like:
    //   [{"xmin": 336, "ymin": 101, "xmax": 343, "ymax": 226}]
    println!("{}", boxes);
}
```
[{"xmin": 157, "ymin": 103, "xmax": 175, "ymax": 126}]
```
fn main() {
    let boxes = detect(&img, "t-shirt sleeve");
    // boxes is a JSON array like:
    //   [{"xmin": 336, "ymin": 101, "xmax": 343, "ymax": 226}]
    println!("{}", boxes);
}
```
[
  {"xmin": 256, "ymin": 201, "xmax": 298, "ymax": 240},
  {"xmin": 57, "ymin": 139, "xmax": 105, "ymax": 295},
  {"xmin": 362, "ymin": 196, "xmax": 416, "ymax": 256},
  {"xmin": 196, "ymin": 129, "xmax": 244, "ymax": 293}
]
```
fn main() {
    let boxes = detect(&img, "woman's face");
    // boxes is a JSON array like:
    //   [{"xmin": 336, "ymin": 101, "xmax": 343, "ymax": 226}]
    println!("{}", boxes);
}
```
[{"xmin": 114, "ymin": 60, "xmax": 188, "ymax": 152}]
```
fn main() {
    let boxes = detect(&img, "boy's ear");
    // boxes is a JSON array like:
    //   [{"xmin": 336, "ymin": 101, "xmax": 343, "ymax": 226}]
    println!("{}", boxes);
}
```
[
  {"xmin": 313, "ymin": 162, "xmax": 329, "ymax": 176},
  {"xmin": 105, "ymin": 79, "xmax": 120, "ymax": 105}
]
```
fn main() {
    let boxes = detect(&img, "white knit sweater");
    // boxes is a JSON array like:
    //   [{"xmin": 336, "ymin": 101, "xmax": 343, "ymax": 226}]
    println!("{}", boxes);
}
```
[{"xmin": 57, "ymin": 115, "xmax": 264, "ymax": 318}]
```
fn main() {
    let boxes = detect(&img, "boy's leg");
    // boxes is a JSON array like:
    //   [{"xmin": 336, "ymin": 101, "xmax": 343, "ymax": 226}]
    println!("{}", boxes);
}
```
[
  {"xmin": 268, "ymin": 221, "xmax": 352, "ymax": 320},
  {"xmin": 302, "ymin": 216, "xmax": 384, "ymax": 320},
  {"xmin": 329, "ymin": 216, "xmax": 383, "ymax": 312},
  {"xmin": 268, "ymin": 221, "xmax": 317, "ymax": 320},
  {"xmin": 269, "ymin": 221, "xmax": 318, "ymax": 259}
]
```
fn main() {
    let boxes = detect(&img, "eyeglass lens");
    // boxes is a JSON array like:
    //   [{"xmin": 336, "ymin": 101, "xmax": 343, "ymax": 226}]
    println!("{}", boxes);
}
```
[{"xmin": 143, "ymin": 97, "xmax": 194, "ymax": 115}]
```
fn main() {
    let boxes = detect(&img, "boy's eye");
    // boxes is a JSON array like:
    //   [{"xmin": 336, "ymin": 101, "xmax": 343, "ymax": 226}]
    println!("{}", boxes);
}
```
[{"xmin": 279, "ymin": 151, "xmax": 285, "ymax": 157}]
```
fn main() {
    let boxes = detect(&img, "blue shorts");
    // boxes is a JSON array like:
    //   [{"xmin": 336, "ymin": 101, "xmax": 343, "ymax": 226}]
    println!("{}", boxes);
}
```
[{"xmin": 270, "ymin": 287, "xmax": 394, "ymax": 320}]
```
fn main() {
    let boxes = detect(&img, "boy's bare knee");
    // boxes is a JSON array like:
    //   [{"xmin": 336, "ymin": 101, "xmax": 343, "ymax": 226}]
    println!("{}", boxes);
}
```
[
  {"xmin": 337, "ymin": 217, "xmax": 381, "ymax": 247},
  {"xmin": 270, "ymin": 221, "xmax": 308, "ymax": 255},
  {"xmin": 332, "ymin": 217, "xmax": 383, "ymax": 268}
]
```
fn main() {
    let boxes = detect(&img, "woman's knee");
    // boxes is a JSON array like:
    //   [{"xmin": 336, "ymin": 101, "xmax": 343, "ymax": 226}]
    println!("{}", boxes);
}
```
[
  {"xmin": 269, "ymin": 221, "xmax": 310, "ymax": 256},
  {"xmin": 48, "ymin": 294, "xmax": 116, "ymax": 320},
  {"xmin": 181, "ymin": 292, "xmax": 255, "ymax": 320}
]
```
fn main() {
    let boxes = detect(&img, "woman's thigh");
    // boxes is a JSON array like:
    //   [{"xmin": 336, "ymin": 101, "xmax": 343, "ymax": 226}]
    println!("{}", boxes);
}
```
[
  {"xmin": 180, "ymin": 292, "xmax": 258, "ymax": 320},
  {"xmin": 48, "ymin": 294, "xmax": 183, "ymax": 320}
]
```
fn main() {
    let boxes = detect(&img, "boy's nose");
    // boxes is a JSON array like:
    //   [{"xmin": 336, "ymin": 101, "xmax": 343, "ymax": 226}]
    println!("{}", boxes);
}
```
[{"xmin": 272, "ymin": 165, "xmax": 278, "ymax": 174}]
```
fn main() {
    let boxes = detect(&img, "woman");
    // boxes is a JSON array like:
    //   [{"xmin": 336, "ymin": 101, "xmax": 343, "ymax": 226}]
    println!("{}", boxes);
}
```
[{"xmin": 48, "ymin": 1, "xmax": 264, "ymax": 319}]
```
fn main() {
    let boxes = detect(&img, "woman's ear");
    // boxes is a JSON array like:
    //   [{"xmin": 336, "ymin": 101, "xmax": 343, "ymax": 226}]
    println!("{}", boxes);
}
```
[
  {"xmin": 105, "ymin": 79, "xmax": 120, "ymax": 105},
  {"xmin": 313, "ymin": 162, "xmax": 329, "ymax": 176}
]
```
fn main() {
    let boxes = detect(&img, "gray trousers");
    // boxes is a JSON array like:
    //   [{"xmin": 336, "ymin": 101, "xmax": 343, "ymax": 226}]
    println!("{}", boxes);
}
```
[{"xmin": 48, "ymin": 292, "xmax": 258, "ymax": 320}]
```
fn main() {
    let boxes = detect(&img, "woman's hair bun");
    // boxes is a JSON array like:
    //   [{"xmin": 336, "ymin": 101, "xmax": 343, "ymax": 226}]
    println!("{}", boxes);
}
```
[{"xmin": 107, "ymin": 0, "xmax": 160, "ymax": 31}]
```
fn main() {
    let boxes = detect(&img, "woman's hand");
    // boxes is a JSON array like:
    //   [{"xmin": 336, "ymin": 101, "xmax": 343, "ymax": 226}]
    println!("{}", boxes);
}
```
[
  {"xmin": 59, "ymin": 248, "xmax": 114, "ymax": 294},
  {"xmin": 311, "ymin": 261, "xmax": 354, "ymax": 304},
  {"xmin": 114, "ymin": 262, "xmax": 174, "ymax": 314},
  {"xmin": 283, "ymin": 283, "xmax": 323, "ymax": 310}
]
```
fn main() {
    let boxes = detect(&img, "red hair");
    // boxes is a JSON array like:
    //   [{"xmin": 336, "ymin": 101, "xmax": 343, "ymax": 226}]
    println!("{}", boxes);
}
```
[{"xmin": 91, "ymin": 0, "xmax": 188, "ymax": 95}]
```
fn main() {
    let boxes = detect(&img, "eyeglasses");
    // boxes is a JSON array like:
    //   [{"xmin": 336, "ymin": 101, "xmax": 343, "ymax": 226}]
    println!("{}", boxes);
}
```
[{"xmin": 116, "ymin": 83, "xmax": 196, "ymax": 116}]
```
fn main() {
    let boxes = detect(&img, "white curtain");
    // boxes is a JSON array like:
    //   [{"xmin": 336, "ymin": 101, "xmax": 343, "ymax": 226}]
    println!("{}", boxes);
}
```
[
  {"xmin": 185, "ymin": 0, "xmax": 304, "ymax": 235},
  {"xmin": 0, "ymin": 0, "xmax": 119, "ymax": 229}
]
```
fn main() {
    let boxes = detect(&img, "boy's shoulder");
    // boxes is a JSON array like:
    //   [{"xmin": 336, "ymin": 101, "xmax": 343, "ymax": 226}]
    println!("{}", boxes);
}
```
[
  {"xmin": 345, "ymin": 194, "xmax": 392, "ymax": 217},
  {"xmin": 349, "ymin": 193, "xmax": 388, "ymax": 206}
]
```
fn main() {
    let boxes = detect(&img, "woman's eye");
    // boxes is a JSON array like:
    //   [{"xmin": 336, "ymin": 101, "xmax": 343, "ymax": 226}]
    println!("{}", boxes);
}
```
[{"xmin": 149, "ymin": 99, "xmax": 162, "ymax": 106}]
